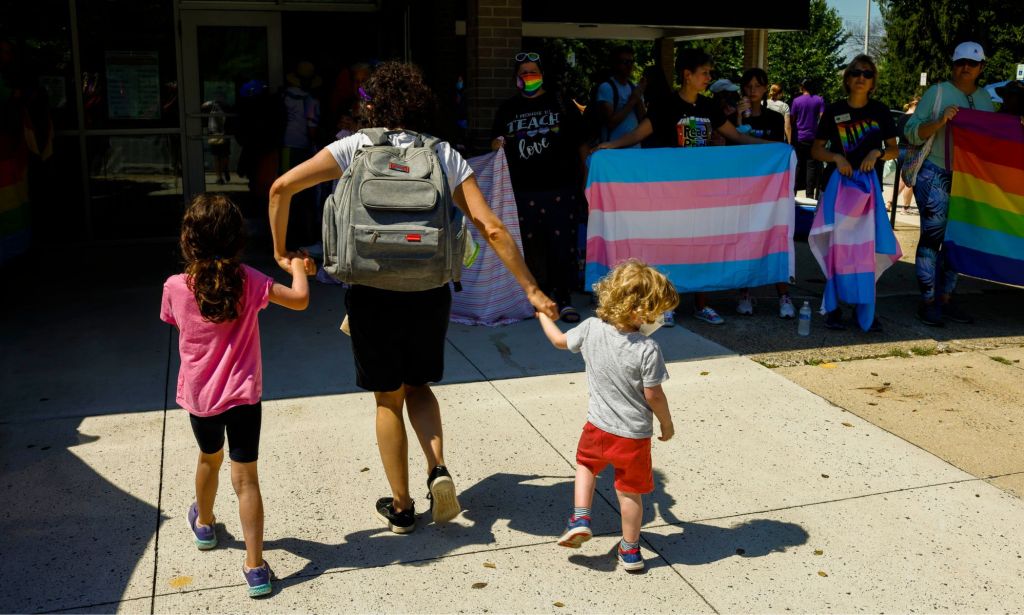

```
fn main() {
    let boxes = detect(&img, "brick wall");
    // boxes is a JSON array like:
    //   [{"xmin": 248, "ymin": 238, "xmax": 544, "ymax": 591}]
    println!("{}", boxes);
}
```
[{"xmin": 466, "ymin": 0, "xmax": 523, "ymax": 152}]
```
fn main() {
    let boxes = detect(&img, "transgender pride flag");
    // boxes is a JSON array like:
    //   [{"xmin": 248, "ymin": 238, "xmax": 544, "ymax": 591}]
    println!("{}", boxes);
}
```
[
  {"xmin": 584, "ymin": 143, "xmax": 796, "ymax": 292},
  {"xmin": 946, "ymin": 109, "xmax": 1024, "ymax": 286}
]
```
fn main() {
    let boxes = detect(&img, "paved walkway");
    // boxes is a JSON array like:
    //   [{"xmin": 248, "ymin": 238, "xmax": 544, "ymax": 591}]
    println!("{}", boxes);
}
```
[{"xmin": 2, "ymin": 271, "xmax": 1023, "ymax": 614}]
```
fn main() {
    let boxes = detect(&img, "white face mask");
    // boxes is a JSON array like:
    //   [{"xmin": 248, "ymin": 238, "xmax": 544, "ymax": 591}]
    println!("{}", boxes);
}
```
[{"xmin": 638, "ymin": 314, "xmax": 665, "ymax": 337}]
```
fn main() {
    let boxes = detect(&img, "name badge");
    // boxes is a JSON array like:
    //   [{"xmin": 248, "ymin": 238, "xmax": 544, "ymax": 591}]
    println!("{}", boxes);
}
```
[{"xmin": 834, "ymin": 113, "xmax": 852, "ymax": 123}]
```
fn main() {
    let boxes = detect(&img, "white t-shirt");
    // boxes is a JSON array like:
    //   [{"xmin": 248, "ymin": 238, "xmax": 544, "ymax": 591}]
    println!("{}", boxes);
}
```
[
  {"xmin": 766, "ymin": 99, "xmax": 790, "ymax": 116},
  {"xmin": 326, "ymin": 131, "xmax": 474, "ymax": 192}
]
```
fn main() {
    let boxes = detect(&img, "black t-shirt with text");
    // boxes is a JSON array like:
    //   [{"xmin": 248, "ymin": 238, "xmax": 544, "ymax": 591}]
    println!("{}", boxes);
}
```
[
  {"xmin": 647, "ymin": 92, "xmax": 727, "ymax": 148},
  {"xmin": 491, "ymin": 91, "xmax": 585, "ymax": 192},
  {"xmin": 814, "ymin": 99, "xmax": 897, "ymax": 170},
  {"xmin": 742, "ymin": 107, "xmax": 786, "ymax": 142}
]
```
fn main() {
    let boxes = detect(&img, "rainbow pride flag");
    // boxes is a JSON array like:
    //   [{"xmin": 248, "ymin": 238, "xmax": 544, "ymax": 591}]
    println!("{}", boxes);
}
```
[
  {"xmin": 584, "ymin": 143, "xmax": 795, "ymax": 292},
  {"xmin": 946, "ymin": 109, "xmax": 1024, "ymax": 286}
]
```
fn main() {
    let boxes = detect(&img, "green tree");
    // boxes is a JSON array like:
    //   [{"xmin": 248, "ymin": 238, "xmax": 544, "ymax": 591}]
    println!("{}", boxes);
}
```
[
  {"xmin": 877, "ymin": 0, "xmax": 1024, "ymax": 109},
  {"xmin": 766, "ymin": 0, "xmax": 849, "ymax": 103},
  {"xmin": 532, "ymin": 38, "xmax": 654, "ymax": 102}
]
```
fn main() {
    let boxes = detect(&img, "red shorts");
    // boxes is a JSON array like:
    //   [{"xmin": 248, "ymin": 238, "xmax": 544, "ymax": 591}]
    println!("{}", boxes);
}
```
[{"xmin": 575, "ymin": 422, "xmax": 653, "ymax": 494}]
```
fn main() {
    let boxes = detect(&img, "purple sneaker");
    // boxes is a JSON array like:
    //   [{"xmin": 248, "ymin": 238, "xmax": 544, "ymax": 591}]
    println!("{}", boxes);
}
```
[
  {"xmin": 557, "ymin": 515, "xmax": 592, "ymax": 548},
  {"xmin": 187, "ymin": 502, "xmax": 217, "ymax": 550},
  {"xmin": 618, "ymin": 544, "xmax": 645, "ymax": 571},
  {"xmin": 243, "ymin": 560, "xmax": 273, "ymax": 598}
]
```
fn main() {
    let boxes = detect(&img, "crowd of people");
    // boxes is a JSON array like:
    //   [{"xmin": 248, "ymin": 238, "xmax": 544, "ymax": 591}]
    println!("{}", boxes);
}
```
[{"xmin": 161, "ymin": 41, "xmax": 1022, "ymax": 596}]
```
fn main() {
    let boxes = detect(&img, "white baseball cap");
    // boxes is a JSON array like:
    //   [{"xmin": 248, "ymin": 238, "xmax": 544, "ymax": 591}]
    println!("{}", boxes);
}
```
[
  {"xmin": 709, "ymin": 79, "xmax": 740, "ymax": 93},
  {"xmin": 952, "ymin": 41, "xmax": 986, "ymax": 62}
]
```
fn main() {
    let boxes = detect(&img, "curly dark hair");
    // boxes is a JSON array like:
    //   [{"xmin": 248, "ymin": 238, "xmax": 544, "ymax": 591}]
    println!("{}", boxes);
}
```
[
  {"xmin": 180, "ymin": 193, "xmax": 246, "ymax": 324},
  {"xmin": 361, "ymin": 61, "xmax": 437, "ymax": 131}
]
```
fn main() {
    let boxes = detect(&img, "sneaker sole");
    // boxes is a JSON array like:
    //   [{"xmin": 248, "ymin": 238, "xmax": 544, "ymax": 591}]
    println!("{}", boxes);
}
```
[
  {"xmin": 247, "ymin": 582, "xmax": 272, "ymax": 598},
  {"xmin": 376, "ymin": 509, "xmax": 416, "ymax": 534},
  {"xmin": 695, "ymin": 317, "xmax": 724, "ymax": 325},
  {"xmin": 429, "ymin": 476, "xmax": 461, "ymax": 524},
  {"xmin": 618, "ymin": 555, "xmax": 645, "ymax": 571},
  {"xmin": 188, "ymin": 511, "xmax": 217, "ymax": 550},
  {"xmin": 557, "ymin": 527, "xmax": 593, "ymax": 548}
]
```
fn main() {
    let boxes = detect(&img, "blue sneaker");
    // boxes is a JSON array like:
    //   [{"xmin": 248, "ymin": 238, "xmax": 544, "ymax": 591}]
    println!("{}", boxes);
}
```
[
  {"xmin": 243, "ymin": 560, "xmax": 272, "ymax": 598},
  {"xmin": 557, "ymin": 515, "xmax": 592, "ymax": 548},
  {"xmin": 618, "ymin": 544, "xmax": 645, "ymax": 571},
  {"xmin": 187, "ymin": 502, "xmax": 217, "ymax": 550}
]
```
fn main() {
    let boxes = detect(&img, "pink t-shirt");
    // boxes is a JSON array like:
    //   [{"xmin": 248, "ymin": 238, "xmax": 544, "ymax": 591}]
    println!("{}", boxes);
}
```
[{"xmin": 160, "ymin": 265, "xmax": 274, "ymax": 417}]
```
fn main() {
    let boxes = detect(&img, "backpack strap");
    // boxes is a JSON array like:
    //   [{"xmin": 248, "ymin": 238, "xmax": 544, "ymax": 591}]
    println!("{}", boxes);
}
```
[{"xmin": 358, "ymin": 127, "xmax": 390, "ymax": 145}]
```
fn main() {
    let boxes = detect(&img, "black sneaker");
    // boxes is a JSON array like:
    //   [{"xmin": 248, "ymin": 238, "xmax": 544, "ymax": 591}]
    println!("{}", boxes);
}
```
[
  {"xmin": 427, "ymin": 465, "xmax": 461, "ymax": 524},
  {"xmin": 917, "ymin": 301, "xmax": 945, "ymax": 327},
  {"xmin": 824, "ymin": 309, "xmax": 847, "ymax": 330},
  {"xmin": 376, "ymin": 497, "xmax": 416, "ymax": 534},
  {"xmin": 941, "ymin": 302, "xmax": 974, "ymax": 324}
]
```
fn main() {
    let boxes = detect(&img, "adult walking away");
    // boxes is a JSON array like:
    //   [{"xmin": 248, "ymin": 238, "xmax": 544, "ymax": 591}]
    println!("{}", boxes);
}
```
[
  {"xmin": 269, "ymin": 62, "xmax": 558, "ymax": 534},
  {"xmin": 904, "ymin": 41, "xmax": 995, "ymax": 326},
  {"xmin": 791, "ymin": 79, "xmax": 825, "ymax": 200},
  {"xmin": 734, "ymin": 68, "xmax": 796, "ymax": 319},
  {"xmin": 595, "ymin": 48, "xmax": 772, "ymax": 326},
  {"xmin": 812, "ymin": 54, "xmax": 899, "ymax": 332},
  {"xmin": 491, "ymin": 52, "xmax": 589, "ymax": 323},
  {"xmin": 593, "ymin": 46, "xmax": 646, "ymax": 146}
]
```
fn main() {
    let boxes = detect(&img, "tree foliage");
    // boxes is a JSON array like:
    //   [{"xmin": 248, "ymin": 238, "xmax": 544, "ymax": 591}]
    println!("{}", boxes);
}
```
[
  {"xmin": 877, "ymin": 0, "xmax": 1024, "ymax": 109},
  {"xmin": 766, "ymin": 0, "xmax": 849, "ymax": 103}
]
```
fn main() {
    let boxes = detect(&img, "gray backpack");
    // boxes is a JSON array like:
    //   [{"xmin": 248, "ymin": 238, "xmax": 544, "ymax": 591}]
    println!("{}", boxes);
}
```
[{"xmin": 322, "ymin": 128, "xmax": 467, "ymax": 291}]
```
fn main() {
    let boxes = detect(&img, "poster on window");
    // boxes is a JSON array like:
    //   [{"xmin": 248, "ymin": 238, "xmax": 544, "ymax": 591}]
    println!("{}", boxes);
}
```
[{"xmin": 106, "ymin": 51, "xmax": 160, "ymax": 120}]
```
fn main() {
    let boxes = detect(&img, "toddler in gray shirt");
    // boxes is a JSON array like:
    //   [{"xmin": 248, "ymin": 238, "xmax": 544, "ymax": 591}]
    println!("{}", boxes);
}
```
[{"xmin": 537, "ymin": 258, "xmax": 679, "ymax": 572}]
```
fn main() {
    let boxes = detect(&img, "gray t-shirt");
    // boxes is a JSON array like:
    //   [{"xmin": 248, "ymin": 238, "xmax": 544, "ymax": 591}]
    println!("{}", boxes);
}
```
[{"xmin": 565, "ymin": 317, "xmax": 669, "ymax": 439}]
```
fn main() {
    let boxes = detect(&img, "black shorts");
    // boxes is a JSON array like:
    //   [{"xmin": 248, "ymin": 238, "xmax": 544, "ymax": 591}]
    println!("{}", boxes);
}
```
[
  {"xmin": 189, "ymin": 401, "xmax": 262, "ymax": 463},
  {"xmin": 344, "ymin": 284, "xmax": 451, "ymax": 392}
]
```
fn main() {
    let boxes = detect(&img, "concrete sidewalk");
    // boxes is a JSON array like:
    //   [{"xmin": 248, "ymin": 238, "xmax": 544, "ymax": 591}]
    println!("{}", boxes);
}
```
[{"xmin": 2, "ymin": 272, "xmax": 1024, "ymax": 613}]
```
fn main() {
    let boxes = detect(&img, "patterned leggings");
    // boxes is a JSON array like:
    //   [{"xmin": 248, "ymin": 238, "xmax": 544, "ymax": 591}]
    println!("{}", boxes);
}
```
[
  {"xmin": 913, "ymin": 160, "xmax": 957, "ymax": 301},
  {"xmin": 515, "ymin": 189, "xmax": 580, "ymax": 307}
]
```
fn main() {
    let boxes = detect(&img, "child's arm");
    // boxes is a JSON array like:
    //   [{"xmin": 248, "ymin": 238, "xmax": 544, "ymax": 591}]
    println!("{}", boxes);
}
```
[
  {"xmin": 536, "ymin": 311, "xmax": 568, "ymax": 350},
  {"xmin": 644, "ymin": 384, "xmax": 674, "ymax": 442},
  {"xmin": 268, "ymin": 257, "xmax": 312, "ymax": 310}
]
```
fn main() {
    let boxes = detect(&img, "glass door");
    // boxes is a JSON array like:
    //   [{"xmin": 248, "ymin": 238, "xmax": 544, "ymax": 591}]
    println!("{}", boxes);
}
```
[{"xmin": 180, "ymin": 11, "xmax": 282, "ymax": 207}]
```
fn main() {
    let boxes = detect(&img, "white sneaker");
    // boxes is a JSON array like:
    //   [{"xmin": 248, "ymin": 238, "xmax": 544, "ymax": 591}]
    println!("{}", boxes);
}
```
[
  {"xmin": 779, "ymin": 295, "xmax": 796, "ymax": 319},
  {"xmin": 736, "ymin": 292, "xmax": 754, "ymax": 315},
  {"xmin": 662, "ymin": 311, "xmax": 676, "ymax": 327}
]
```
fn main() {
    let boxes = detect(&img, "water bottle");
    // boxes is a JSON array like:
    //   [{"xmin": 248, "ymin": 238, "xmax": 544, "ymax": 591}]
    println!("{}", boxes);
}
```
[{"xmin": 798, "ymin": 301, "xmax": 812, "ymax": 336}]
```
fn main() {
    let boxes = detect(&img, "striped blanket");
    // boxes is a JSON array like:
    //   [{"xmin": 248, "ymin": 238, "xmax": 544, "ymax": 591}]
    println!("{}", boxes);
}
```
[
  {"xmin": 808, "ymin": 171, "xmax": 902, "ymax": 331},
  {"xmin": 584, "ymin": 144, "xmax": 796, "ymax": 292},
  {"xmin": 449, "ymin": 148, "xmax": 535, "ymax": 326},
  {"xmin": 946, "ymin": 109, "xmax": 1024, "ymax": 286}
]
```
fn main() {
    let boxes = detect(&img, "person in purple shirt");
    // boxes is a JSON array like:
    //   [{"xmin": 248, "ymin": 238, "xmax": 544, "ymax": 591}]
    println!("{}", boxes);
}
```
[{"xmin": 790, "ymin": 79, "xmax": 825, "ymax": 200}]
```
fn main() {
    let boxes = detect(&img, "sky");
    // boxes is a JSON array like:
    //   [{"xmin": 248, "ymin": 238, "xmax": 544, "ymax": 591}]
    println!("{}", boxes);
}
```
[{"xmin": 826, "ymin": 0, "xmax": 885, "ymax": 59}]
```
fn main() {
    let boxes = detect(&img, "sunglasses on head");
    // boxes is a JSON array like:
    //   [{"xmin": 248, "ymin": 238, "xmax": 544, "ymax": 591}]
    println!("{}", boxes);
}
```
[
  {"xmin": 848, "ymin": 69, "xmax": 876, "ymax": 79},
  {"xmin": 954, "ymin": 59, "xmax": 981, "ymax": 68},
  {"xmin": 515, "ymin": 52, "xmax": 540, "ymax": 62}
]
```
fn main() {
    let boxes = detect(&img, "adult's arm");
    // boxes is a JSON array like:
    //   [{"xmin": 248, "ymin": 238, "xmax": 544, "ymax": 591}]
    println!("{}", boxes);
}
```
[
  {"xmin": 904, "ymin": 85, "xmax": 958, "ymax": 143},
  {"xmin": 594, "ymin": 117, "xmax": 653, "ymax": 150},
  {"xmin": 598, "ymin": 82, "xmax": 645, "ymax": 131},
  {"xmin": 268, "ymin": 148, "xmax": 343, "ymax": 273},
  {"xmin": 452, "ymin": 175, "xmax": 558, "ymax": 319},
  {"xmin": 718, "ymin": 120, "xmax": 772, "ymax": 145},
  {"xmin": 812, "ymin": 138, "xmax": 853, "ymax": 176},
  {"xmin": 784, "ymin": 113, "xmax": 792, "ymax": 144}
]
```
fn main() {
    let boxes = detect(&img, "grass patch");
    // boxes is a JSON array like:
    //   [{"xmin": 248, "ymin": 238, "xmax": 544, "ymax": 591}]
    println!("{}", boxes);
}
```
[
  {"xmin": 990, "ymin": 355, "xmax": 1013, "ymax": 365},
  {"xmin": 910, "ymin": 345, "xmax": 938, "ymax": 356},
  {"xmin": 888, "ymin": 348, "xmax": 912, "ymax": 358},
  {"xmin": 804, "ymin": 358, "xmax": 824, "ymax": 366}
]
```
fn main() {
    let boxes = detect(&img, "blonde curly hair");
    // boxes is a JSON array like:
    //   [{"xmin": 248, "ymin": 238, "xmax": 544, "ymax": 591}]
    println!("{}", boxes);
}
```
[{"xmin": 594, "ymin": 259, "xmax": 679, "ymax": 330}]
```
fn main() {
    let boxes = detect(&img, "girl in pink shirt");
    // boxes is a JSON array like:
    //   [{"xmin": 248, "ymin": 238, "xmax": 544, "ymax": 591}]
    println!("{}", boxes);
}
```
[{"xmin": 160, "ymin": 194, "xmax": 311, "ymax": 598}]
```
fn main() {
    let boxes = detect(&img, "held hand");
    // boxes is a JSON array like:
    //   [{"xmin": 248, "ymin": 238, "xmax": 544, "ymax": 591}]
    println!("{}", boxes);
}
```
[
  {"xmin": 528, "ymin": 288, "xmax": 558, "ymax": 320},
  {"xmin": 301, "ymin": 257, "xmax": 317, "ymax": 276},
  {"xmin": 490, "ymin": 136, "xmax": 505, "ymax": 151},
  {"xmin": 941, "ymin": 106, "xmax": 959, "ymax": 124},
  {"xmin": 658, "ymin": 420, "xmax": 674, "ymax": 442},
  {"xmin": 736, "ymin": 97, "xmax": 752, "ymax": 116},
  {"xmin": 835, "ymin": 155, "xmax": 854, "ymax": 177},
  {"xmin": 628, "ymin": 85, "xmax": 645, "ymax": 103},
  {"xmin": 276, "ymin": 250, "xmax": 307, "ymax": 274}
]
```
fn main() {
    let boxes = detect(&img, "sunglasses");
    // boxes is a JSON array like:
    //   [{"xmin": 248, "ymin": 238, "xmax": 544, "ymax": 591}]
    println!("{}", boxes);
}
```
[
  {"xmin": 515, "ymin": 52, "xmax": 540, "ymax": 62},
  {"xmin": 848, "ymin": 69, "xmax": 876, "ymax": 79},
  {"xmin": 954, "ymin": 59, "xmax": 981, "ymax": 68}
]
